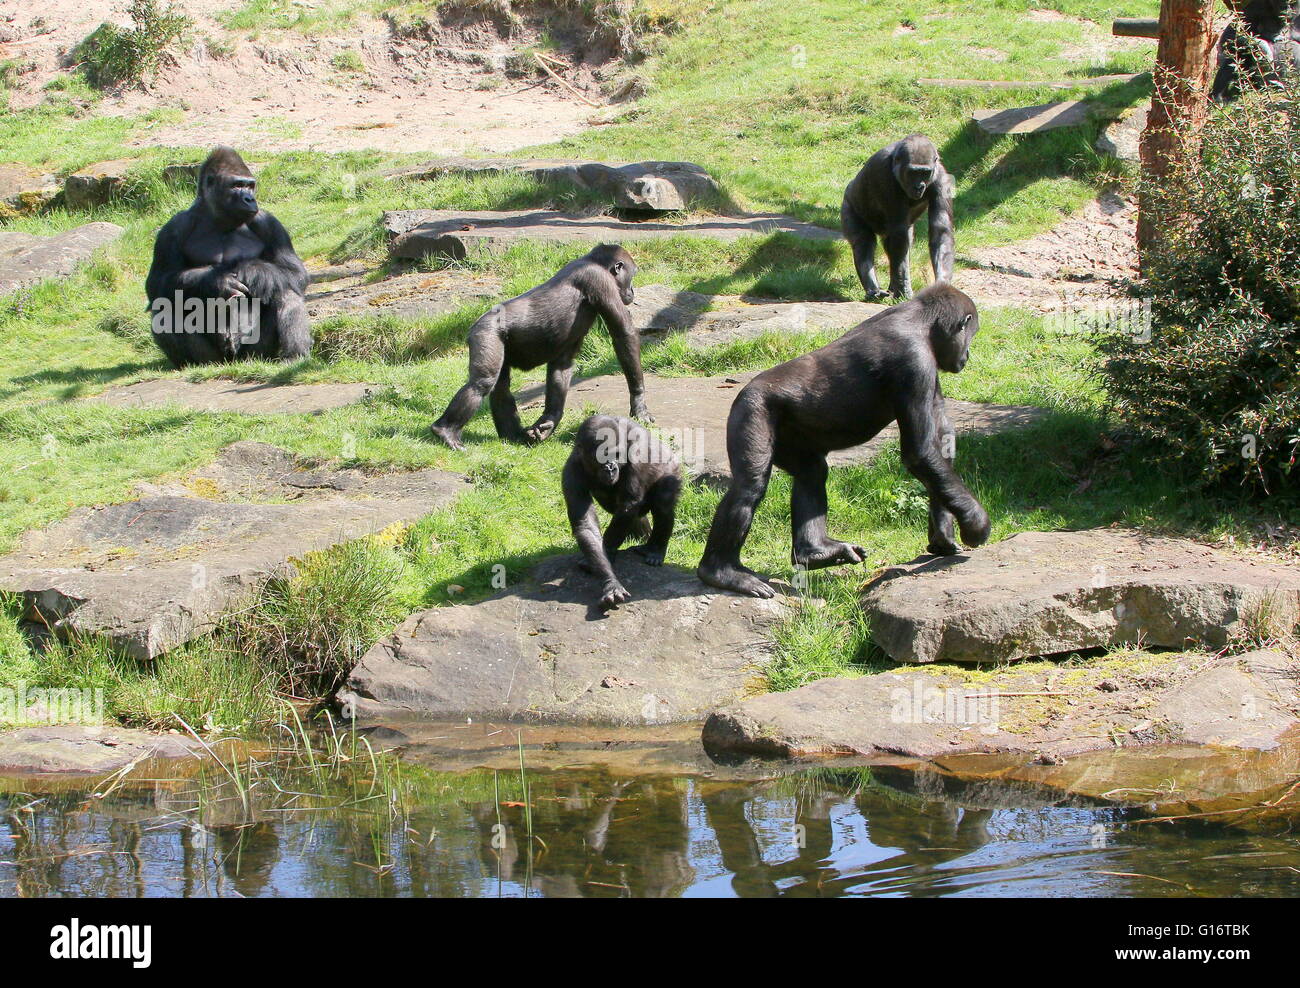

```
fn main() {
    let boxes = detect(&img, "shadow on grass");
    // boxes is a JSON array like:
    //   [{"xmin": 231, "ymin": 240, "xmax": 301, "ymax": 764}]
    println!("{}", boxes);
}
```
[{"xmin": 3, "ymin": 359, "xmax": 167, "ymax": 403}]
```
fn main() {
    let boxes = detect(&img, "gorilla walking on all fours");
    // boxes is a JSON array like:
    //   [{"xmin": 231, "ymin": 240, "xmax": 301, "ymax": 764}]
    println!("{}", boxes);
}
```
[
  {"xmin": 146, "ymin": 146, "xmax": 311, "ymax": 368},
  {"xmin": 697, "ymin": 283, "xmax": 990, "ymax": 600},
  {"xmin": 842, "ymin": 134, "xmax": 956, "ymax": 301}
]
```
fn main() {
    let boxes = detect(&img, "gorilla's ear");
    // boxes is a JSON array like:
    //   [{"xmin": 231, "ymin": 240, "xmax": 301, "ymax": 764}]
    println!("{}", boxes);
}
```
[
  {"xmin": 611, "ymin": 260, "xmax": 625, "ymax": 276},
  {"xmin": 961, "ymin": 313, "xmax": 972, "ymax": 330}
]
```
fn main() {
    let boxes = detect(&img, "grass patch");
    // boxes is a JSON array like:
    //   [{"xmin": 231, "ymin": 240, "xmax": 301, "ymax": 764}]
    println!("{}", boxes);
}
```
[{"xmin": 75, "ymin": 0, "xmax": 192, "ymax": 89}]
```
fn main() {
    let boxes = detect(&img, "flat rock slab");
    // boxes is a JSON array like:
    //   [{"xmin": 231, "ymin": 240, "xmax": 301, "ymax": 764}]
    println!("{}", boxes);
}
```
[
  {"xmin": 306, "ymin": 267, "xmax": 502, "ymax": 321},
  {"xmin": 384, "ymin": 209, "xmax": 839, "ymax": 261},
  {"xmin": 339, "ymin": 556, "xmax": 786, "ymax": 725},
  {"xmin": 0, "ymin": 222, "xmax": 124, "ymax": 296},
  {"xmin": 0, "ymin": 726, "xmax": 205, "ymax": 776},
  {"xmin": 863, "ymin": 529, "xmax": 1300, "ymax": 664},
  {"xmin": 0, "ymin": 162, "xmax": 59, "ymax": 218},
  {"xmin": 0, "ymin": 442, "xmax": 468, "ymax": 659},
  {"xmin": 519, "ymin": 372, "xmax": 1046, "ymax": 482},
  {"xmin": 973, "ymin": 100, "xmax": 1094, "ymax": 134},
  {"xmin": 387, "ymin": 158, "xmax": 720, "ymax": 212},
  {"xmin": 703, "ymin": 649, "xmax": 1300, "ymax": 763},
  {"xmin": 91, "ymin": 379, "xmax": 377, "ymax": 415},
  {"xmin": 631, "ymin": 284, "xmax": 883, "ymax": 345}
]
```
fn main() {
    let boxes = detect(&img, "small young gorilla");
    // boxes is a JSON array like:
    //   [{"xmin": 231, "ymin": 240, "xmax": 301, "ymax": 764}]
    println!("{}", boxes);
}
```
[
  {"xmin": 563, "ymin": 414, "xmax": 682, "ymax": 609},
  {"xmin": 146, "ymin": 146, "xmax": 311, "ymax": 367},
  {"xmin": 697, "ymin": 283, "xmax": 991, "ymax": 599},
  {"xmin": 1211, "ymin": 0, "xmax": 1300, "ymax": 102},
  {"xmin": 841, "ymin": 134, "xmax": 956, "ymax": 301},
  {"xmin": 430, "ymin": 245, "xmax": 650, "ymax": 450}
]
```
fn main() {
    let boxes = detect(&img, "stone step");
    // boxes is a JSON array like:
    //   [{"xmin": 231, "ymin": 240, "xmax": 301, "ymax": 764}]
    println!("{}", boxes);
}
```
[
  {"xmin": 973, "ymin": 99, "xmax": 1095, "ymax": 135},
  {"xmin": 0, "ymin": 442, "xmax": 468, "ymax": 660},
  {"xmin": 338, "ymin": 556, "xmax": 787, "ymax": 725},
  {"xmin": 90, "ymin": 380, "xmax": 378, "ymax": 416},
  {"xmin": 384, "ymin": 209, "xmax": 839, "ymax": 261},
  {"xmin": 515, "ymin": 372, "xmax": 1047, "ymax": 484},
  {"xmin": 630, "ymin": 284, "xmax": 883, "ymax": 344},
  {"xmin": 0, "ymin": 222, "xmax": 124, "ymax": 296},
  {"xmin": 0, "ymin": 162, "xmax": 59, "ymax": 219},
  {"xmin": 306, "ymin": 267, "xmax": 502, "ymax": 321},
  {"xmin": 386, "ymin": 158, "xmax": 721, "ymax": 212},
  {"xmin": 862, "ymin": 529, "xmax": 1300, "ymax": 664}
]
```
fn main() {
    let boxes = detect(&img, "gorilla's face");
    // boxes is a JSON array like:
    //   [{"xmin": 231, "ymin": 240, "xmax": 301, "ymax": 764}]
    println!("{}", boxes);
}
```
[
  {"xmin": 935, "ymin": 312, "xmax": 978, "ymax": 373},
  {"xmin": 893, "ymin": 137, "xmax": 940, "ymax": 201},
  {"xmin": 205, "ymin": 171, "xmax": 259, "ymax": 224},
  {"xmin": 611, "ymin": 256, "xmax": 637, "ymax": 305}
]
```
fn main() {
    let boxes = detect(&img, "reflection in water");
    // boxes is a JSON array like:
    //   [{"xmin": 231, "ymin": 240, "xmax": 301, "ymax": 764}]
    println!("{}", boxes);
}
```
[{"xmin": 2, "ymin": 765, "xmax": 1299, "ymax": 898}]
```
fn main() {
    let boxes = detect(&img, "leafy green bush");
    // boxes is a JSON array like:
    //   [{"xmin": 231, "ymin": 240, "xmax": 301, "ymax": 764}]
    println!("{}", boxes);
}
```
[
  {"xmin": 1100, "ymin": 86, "xmax": 1300, "ymax": 495},
  {"xmin": 76, "ymin": 0, "xmax": 191, "ymax": 89}
]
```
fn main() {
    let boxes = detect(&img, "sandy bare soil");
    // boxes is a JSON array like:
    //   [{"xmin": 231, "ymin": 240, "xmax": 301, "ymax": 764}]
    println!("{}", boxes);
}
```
[{"xmin": 0, "ymin": 0, "xmax": 598, "ymax": 154}]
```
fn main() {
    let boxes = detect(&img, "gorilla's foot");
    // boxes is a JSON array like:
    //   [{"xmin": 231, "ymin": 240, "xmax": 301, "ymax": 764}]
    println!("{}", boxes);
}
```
[
  {"xmin": 795, "ymin": 540, "xmax": 867, "ymax": 570},
  {"xmin": 926, "ymin": 537, "xmax": 960, "ymax": 556},
  {"xmin": 600, "ymin": 579, "xmax": 631, "ymax": 609},
  {"xmin": 697, "ymin": 561, "xmax": 775, "ymax": 599},
  {"xmin": 632, "ymin": 543, "xmax": 665, "ymax": 566},
  {"xmin": 429, "ymin": 423, "xmax": 465, "ymax": 451},
  {"xmin": 864, "ymin": 288, "xmax": 890, "ymax": 302}
]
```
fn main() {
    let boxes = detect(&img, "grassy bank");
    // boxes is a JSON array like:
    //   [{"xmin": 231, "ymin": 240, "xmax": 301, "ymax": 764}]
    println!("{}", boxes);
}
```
[{"xmin": 5, "ymin": 0, "xmax": 1285, "ymax": 734}]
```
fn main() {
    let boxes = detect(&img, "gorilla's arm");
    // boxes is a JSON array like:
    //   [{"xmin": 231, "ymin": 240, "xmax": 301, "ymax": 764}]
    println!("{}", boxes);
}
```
[
  {"xmin": 247, "ymin": 211, "xmax": 309, "ymax": 295},
  {"xmin": 146, "ymin": 211, "xmax": 213, "ymax": 298},
  {"xmin": 562, "ymin": 456, "xmax": 631, "ymax": 609},
  {"xmin": 927, "ymin": 173, "xmax": 956, "ymax": 284},
  {"xmin": 578, "ymin": 266, "xmax": 651, "ymax": 421},
  {"xmin": 892, "ymin": 371, "xmax": 989, "ymax": 550}
]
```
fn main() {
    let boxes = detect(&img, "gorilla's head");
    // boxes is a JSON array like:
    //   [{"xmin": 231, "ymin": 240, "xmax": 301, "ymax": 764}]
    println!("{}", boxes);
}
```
[
  {"xmin": 893, "ymin": 134, "xmax": 940, "ymax": 202},
  {"xmin": 919, "ymin": 283, "xmax": 979, "ymax": 373},
  {"xmin": 589, "ymin": 243, "xmax": 638, "ymax": 305},
  {"xmin": 581, "ymin": 414, "xmax": 627, "ymax": 487},
  {"xmin": 199, "ymin": 146, "xmax": 259, "ymax": 226}
]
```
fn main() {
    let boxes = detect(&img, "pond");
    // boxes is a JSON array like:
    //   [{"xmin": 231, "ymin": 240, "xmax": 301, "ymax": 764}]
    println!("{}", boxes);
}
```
[{"xmin": 2, "ymin": 722, "xmax": 1298, "ymax": 898}]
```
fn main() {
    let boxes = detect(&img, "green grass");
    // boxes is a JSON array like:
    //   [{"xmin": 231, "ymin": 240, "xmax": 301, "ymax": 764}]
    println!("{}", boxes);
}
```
[{"xmin": 3, "ymin": 0, "xmax": 1279, "ymax": 733}]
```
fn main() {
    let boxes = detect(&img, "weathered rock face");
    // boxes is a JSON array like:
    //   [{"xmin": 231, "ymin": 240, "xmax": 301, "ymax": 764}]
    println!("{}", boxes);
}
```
[
  {"xmin": 0, "ymin": 222, "xmax": 124, "ymax": 296},
  {"xmin": 388, "ymin": 158, "xmax": 721, "ymax": 212},
  {"xmin": 90, "ymin": 379, "xmax": 377, "ymax": 415},
  {"xmin": 339, "ymin": 557, "xmax": 787, "ymax": 725},
  {"xmin": 0, "ymin": 162, "xmax": 59, "ymax": 218},
  {"xmin": 703, "ymin": 649, "xmax": 1300, "ymax": 762},
  {"xmin": 516, "ymin": 372, "xmax": 1046, "ymax": 483},
  {"xmin": 384, "ymin": 209, "xmax": 838, "ymax": 261},
  {"xmin": 0, "ymin": 726, "xmax": 205, "ymax": 776},
  {"xmin": 862, "ymin": 530, "xmax": 1300, "ymax": 664},
  {"xmin": 1095, "ymin": 100, "xmax": 1149, "ymax": 162},
  {"xmin": 306, "ymin": 266, "xmax": 502, "ymax": 321},
  {"xmin": 0, "ymin": 443, "xmax": 468, "ymax": 659},
  {"xmin": 63, "ymin": 159, "xmax": 134, "ymax": 209}
]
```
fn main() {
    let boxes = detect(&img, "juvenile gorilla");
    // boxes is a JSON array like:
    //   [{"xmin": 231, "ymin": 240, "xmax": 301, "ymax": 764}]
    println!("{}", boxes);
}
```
[
  {"xmin": 563, "ymin": 414, "xmax": 682, "ymax": 609},
  {"xmin": 430, "ymin": 245, "xmax": 650, "ymax": 450},
  {"xmin": 1211, "ymin": 0, "xmax": 1300, "ymax": 102},
  {"xmin": 842, "ymin": 134, "xmax": 955, "ymax": 301},
  {"xmin": 697, "ymin": 283, "xmax": 990, "ymax": 599},
  {"xmin": 146, "ymin": 146, "xmax": 311, "ymax": 367}
]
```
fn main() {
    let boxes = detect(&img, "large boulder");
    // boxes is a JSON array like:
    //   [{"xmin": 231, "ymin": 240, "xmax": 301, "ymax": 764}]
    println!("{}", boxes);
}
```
[
  {"xmin": 0, "ymin": 222, "xmax": 124, "ymax": 296},
  {"xmin": 339, "ymin": 556, "xmax": 787, "ymax": 725},
  {"xmin": 0, "ymin": 443, "xmax": 468, "ymax": 659},
  {"xmin": 703, "ymin": 649, "xmax": 1300, "ymax": 762},
  {"xmin": 387, "ymin": 158, "xmax": 721, "ymax": 212},
  {"xmin": 64, "ymin": 159, "xmax": 135, "ymax": 209},
  {"xmin": 383, "ymin": 209, "xmax": 838, "ymax": 261},
  {"xmin": 863, "ymin": 530, "xmax": 1300, "ymax": 664}
]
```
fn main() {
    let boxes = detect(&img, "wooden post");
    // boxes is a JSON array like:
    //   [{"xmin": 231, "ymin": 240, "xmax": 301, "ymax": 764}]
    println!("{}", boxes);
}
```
[{"xmin": 1136, "ymin": 0, "xmax": 1218, "ymax": 261}]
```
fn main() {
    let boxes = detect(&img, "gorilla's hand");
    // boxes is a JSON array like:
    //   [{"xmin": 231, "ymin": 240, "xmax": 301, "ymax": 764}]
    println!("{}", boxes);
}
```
[
  {"xmin": 632, "ymin": 543, "xmax": 665, "ymax": 566},
  {"xmin": 524, "ymin": 420, "xmax": 556, "ymax": 445},
  {"xmin": 600, "ymin": 579, "xmax": 631, "ymax": 609},
  {"xmin": 630, "ymin": 395, "xmax": 653, "ymax": 423},
  {"xmin": 959, "ymin": 505, "xmax": 991, "ymax": 548},
  {"xmin": 212, "ymin": 272, "xmax": 250, "ymax": 298}
]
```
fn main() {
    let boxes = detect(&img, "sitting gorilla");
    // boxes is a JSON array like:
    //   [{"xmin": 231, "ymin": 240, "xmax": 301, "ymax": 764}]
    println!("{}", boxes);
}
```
[
  {"xmin": 146, "ymin": 146, "xmax": 311, "ymax": 367},
  {"xmin": 842, "ymin": 134, "xmax": 955, "ymax": 301},
  {"xmin": 697, "ymin": 283, "xmax": 990, "ymax": 599},
  {"xmin": 563, "ymin": 414, "xmax": 682, "ymax": 609},
  {"xmin": 1212, "ymin": 0, "xmax": 1300, "ymax": 102},
  {"xmin": 430, "ymin": 244, "xmax": 650, "ymax": 450}
]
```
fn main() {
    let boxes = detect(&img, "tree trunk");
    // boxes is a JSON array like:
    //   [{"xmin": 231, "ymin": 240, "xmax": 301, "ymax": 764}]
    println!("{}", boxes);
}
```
[{"xmin": 1137, "ymin": 0, "xmax": 1218, "ymax": 262}]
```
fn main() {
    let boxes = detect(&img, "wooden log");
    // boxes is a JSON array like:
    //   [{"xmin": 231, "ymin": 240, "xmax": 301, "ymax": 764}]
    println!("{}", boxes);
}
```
[
  {"xmin": 1114, "ymin": 17, "xmax": 1161, "ymax": 37},
  {"xmin": 918, "ymin": 73, "xmax": 1145, "ymax": 90}
]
